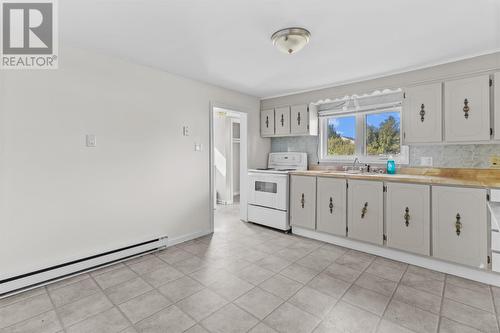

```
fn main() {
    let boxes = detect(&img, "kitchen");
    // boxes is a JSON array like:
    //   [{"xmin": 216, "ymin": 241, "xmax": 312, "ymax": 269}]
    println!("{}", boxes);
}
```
[{"xmin": 1, "ymin": 1, "xmax": 500, "ymax": 333}]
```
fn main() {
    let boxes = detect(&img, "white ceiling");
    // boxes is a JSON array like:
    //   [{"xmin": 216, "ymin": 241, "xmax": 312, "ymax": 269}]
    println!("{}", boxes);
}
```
[{"xmin": 61, "ymin": 0, "xmax": 500, "ymax": 98}]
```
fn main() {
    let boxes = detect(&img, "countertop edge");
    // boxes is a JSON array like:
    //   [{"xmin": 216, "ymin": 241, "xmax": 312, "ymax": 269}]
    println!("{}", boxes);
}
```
[{"xmin": 289, "ymin": 171, "xmax": 500, "ymax": 188}]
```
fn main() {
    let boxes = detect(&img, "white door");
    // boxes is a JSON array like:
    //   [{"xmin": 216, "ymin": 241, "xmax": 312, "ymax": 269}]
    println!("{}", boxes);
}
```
[
  {"xmin": 347, "ymin": 180, "xmax": 384, "ymax": 245},
  {"xmin": 290, "ymin": 105, "xmax": 308, "ymax": 135},
  {"xmin": 495, "ymin": 73, "xmax": 500, "ymax": 141},
  {"xmin": 317, "ymin": 177, "xmax": 346, "ymax": 236},
  {"xmin": 275, "ymin": 106, "xmax": 291, "ymax": 135},
  {"xmin": 432, "ymin": 186, "xmax": 487, "ymax": 268},
  {"xmin": 290, "ymin": 176, "xmax": 316, "ymax": 230},
  {"xmin": 386, "ymin": 183, "xmax": 430, "ymax": 255},
  {"xmin": 444, "ymin": 75, "xmax": 490, "ymax": 142},
  {"xmin": 403, "ymin": 83, "xmax": 442, "ymax": 143},
  {"xmin": 261, "ymin": 109, "xmax": 275, "ymax": 137}
]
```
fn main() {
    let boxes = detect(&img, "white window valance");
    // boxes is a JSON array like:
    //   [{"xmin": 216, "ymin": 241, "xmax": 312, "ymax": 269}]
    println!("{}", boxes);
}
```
[{"xmin": 317, "ymin": 88, "xmax": 403, "ymax": 117}]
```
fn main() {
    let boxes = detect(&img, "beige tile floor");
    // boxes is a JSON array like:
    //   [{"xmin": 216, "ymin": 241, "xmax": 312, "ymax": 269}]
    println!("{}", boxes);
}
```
[{"xmin": 1, "ymin": 203, "xmax": 500, "ymax": 333}]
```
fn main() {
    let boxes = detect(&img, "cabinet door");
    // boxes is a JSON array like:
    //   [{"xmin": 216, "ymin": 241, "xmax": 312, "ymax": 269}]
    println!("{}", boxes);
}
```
[
  {"xmin": 444, "ymin": 75, "xmax": 490, "ymax": 142},
  {"xmin": 403, "ymin": 83, "xmax": 442, "ymax": 143},
  {"xmin": 290, "ymin": 104, "xmax": 308, "ymax": 135},
  {"xmin": 347, "ymin": 180, "xmax": 384, "ymax": 245},
  {"xmin": 432, "ymin": 186, "xmax": 487, "ymax": 268},
  {"xmin": 495, "ymin": 73, "xmax": 500, "ymax": 141},
  {"xmin": 386, "ymin": 183, "xmax": 430, "ymax": 255},
  {"xmin": 275, "ymin": 106, "xmax": 291, "ymax": 135},
  {"xmin": 261, "ymin": 109, "xmax": 275, "ymax": 136},
  {"xmin": 290, "ymin": 176, "xmax": 316, "ymax": 230},
  {"xmin": 317, "ymin": 177, "xmax": 346, "ymax": 236}
]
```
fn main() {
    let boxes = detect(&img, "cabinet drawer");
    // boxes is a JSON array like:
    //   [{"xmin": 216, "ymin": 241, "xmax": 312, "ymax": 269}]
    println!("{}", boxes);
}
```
[
  {"xmin": 317, "ymin": 177, "xmax": 346, "ymax": 236},
  {"xmin": 432, "ymin": 186, "xmax": 487, "ymax": 268},
  {"xmin": 347, "ymin": 180, "xmax": 384, "ymax": 245},
  {"xmin": 386, "ymin": 183, "xmax": 430, "ymax": 255}
]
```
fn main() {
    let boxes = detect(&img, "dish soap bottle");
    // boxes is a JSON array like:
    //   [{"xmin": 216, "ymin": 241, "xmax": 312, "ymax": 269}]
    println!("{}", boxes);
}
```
[{"xmin": 387, "ymin": 156, "xmax": 396, "ymax": 174}]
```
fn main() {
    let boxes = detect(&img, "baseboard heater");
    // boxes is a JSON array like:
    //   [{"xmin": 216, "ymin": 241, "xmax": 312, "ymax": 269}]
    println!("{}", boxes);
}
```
[{"xmin": 0, "ymin": 236, "xmax": 168, "ymax": 296}]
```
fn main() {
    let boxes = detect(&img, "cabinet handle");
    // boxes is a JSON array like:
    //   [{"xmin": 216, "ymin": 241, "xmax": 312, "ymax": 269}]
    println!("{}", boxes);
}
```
[
  {"xmin": 280, "ymin": 114, "xmax": 284, "ymax": 127},
  {"xmin": 361, "ymin": 202, "xmax": 368, "ymax": 219},
  {"xmin": 301, "ymin": 193, "xmax": 305, "ymax": 208},
  {"xmin": 404, "ymin": 207, "xmax": 410, "ymax": 227},
  {"xmin": 297, "ymin": 112, "xmax": 301, "ymax": 126},
  {"xmin": 419, "ymin": 104, "xmax": 425, "ymax": 122},
  {"xmin": 455, "ymin": 213, "xmax": 462, "ymax": 236},
  {"xmin": 463, "ymin": 99, "xmax": 470, "ymax": 119},
  {"xmin": 265, "ymin": 116, "xmax": 269, "ymax": 128},
  {"xmin": 329, "ymin": 197, "xmax": 334, "ymax": 214}
]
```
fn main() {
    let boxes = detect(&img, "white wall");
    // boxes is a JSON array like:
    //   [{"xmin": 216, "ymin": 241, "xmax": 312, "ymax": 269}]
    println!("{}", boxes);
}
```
[
  {"xmin": 261, "ymin": 52, "xmax": 500, "ymax": 108},
  {"xmin": 0, "ymin": 47, "xmax": 269, "ymax": 279}
]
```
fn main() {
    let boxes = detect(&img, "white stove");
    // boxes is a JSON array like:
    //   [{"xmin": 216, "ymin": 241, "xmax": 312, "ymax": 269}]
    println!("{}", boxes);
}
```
[{"xmin": 248, "ymin": 152, "xmax": 307, "ymax": 231}]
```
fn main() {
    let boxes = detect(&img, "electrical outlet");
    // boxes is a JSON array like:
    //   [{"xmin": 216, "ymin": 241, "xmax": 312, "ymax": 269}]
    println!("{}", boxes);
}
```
[
  {"xmin": 490, "ymin": 155, "xmax": 500, "ymax": 168},
  {"xmin": 420, "ymin": 156, "xmax": 433, "ymax": 167}
]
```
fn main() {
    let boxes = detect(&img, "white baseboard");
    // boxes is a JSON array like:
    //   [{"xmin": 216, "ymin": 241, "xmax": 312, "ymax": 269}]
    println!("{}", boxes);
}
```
[
  {"xmin": 293, "ymin": 227, "xmax": 500, "ymax": 287},
  {"xmin": 167, "ymin": 230, "xmax": 213, "ymax": 247},
  {"xmin": 0, "ymin": 237, "xmax": 168, "ymax": 296}
]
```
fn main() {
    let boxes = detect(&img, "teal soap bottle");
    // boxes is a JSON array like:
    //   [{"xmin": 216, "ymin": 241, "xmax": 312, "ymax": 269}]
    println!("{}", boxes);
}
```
[{"xmin": 387, "ymin": 156, "xmax": 396, "ymax": 174}]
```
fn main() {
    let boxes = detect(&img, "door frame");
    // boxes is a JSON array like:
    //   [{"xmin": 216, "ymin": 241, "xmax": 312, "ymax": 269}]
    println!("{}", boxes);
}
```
[{"xmin": 209, "ymin": 102, "xmax": 248, "ymax": 233}]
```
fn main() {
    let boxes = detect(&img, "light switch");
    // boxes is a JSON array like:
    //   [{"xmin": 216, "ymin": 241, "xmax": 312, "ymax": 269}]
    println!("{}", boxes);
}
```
[
  {"xmin": 194, "ymin": 143, "xmax": 202, "ymax": 151},
  {"xmin": 183, "ymin": 126, "xmax": 190, "ymax": 136},
  {"xmin": 86, "ymin": 134, "xmax": 97, "ymax": 147}
]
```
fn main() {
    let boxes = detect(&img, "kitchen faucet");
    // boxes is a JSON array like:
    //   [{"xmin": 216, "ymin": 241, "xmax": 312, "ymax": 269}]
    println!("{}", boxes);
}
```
[{"xmin": 352, "ymin": 157, "xmax": 360, "ymax": 169}]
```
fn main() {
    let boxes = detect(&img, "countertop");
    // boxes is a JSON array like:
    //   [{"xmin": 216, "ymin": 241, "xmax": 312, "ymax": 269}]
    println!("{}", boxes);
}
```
[{"xmin": 290, "ymin": 167, "xmax": 500, "ymax": 188}]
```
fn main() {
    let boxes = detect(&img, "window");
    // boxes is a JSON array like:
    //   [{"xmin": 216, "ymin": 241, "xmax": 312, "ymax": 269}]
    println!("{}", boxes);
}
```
[
  {"xmin": 326, "ymin": 115, "xmax": 356, "ymax": 157},
  {"xmin": 365, "ymin": 111, "xmax": 401, "ymax": 157},
  {"xmin": 320, "ymin": 107, "xmax": 408, "ymax": 163}
]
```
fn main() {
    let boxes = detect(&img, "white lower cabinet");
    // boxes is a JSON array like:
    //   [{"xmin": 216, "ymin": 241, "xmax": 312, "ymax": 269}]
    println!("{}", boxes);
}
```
[
  {"xmin": 290, "ymin": 175, "xmax": 490, "ymax": 271},
  {"xmin": 347, "ymin": 180, "xmax": 384, "ymax": 245},
  {"xmin": 386, "ymin": 183, "xmax": 430, "ymax": 255},
  {"xmin": 290, "ymin": 176, "xmax": 316, "ymax": 230},
  {"xmin": 316, "ymin": 177, "xmax": 347, "ymax": 236},
  {"xmin": 432, "ymin": 186, "xmax": 488, "ymax": 268}
]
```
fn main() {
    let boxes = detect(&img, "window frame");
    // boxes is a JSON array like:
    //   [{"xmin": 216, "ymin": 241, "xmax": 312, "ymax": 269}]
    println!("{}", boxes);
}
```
[{"xmin": 319, "ymin": 106, "xmax": 409, "ymax": 164}]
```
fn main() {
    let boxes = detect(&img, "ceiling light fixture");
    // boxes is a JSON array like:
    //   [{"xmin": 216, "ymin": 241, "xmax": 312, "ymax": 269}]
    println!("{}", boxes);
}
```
[{"xmin": 271, "ymin": 27, "xmax": 311, "ymax": 55}]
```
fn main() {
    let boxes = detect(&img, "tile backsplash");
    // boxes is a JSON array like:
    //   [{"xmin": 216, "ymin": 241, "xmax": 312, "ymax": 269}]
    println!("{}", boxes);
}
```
[{"xmin": 271, "ymin": 136, "xmax": 500, "ymax": 168}]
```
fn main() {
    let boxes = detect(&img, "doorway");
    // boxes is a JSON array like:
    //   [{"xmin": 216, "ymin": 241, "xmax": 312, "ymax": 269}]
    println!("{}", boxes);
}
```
[{"xmin": 209, "ymin": 104, "xmax": 248, "ymax": 232}]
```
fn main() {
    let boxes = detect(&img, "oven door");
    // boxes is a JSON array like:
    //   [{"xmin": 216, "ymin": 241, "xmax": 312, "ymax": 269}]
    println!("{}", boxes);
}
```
[{"xmin": 248, "ymin": 172, "xmax": 288, "ymax": 211}]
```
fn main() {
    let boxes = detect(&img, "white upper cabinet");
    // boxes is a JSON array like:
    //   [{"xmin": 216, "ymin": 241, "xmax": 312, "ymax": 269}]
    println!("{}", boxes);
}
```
[
  {"xmin": 403, "ymin": 83, "xmax": 442, "ymax": 143},
  {"xmin": 290, "ymin": 104, "xmax": 308, "ymax": 134},
  {"xmin": 260, "ymin": 109, "xmax": 275, "ymax": 137},
  {"xmin": 275, "ymin": 106, "xmax": 291, "ymax": 135},
  {"xmin": 290, "ymin": 104, "xmax": 319, "ymax": 136},
  {"xmin": 347, "ymin": 180, "xmax": 384, "ymax": 245},
  {"xmin": 444, "ymin": 75, "xmax": 491, "ymax": 142},
  {"xmin": 432, "ymin": 186, "xmax": 487, "ymax": 268},
  {"xmin": 386, "ymin": 183, "xmax": 430, "ymax": 256},
  {"xmin": 260, "ymin": 104, "xmax": 317, "ymax": 137},
  {"xmin": 495, "ymin": 72, "xmax": 500, "ymax": 141}
]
